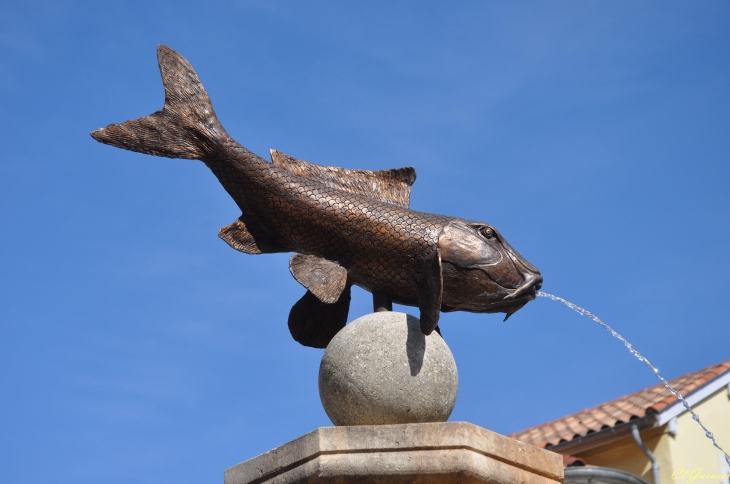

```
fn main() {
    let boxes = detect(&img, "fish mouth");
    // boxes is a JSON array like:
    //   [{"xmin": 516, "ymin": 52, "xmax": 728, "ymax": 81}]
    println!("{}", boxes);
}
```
[
  {"xmin": 504, "ymin": 271, "xmax": 542, "ymax": 301},
  {"xmin": 440, "ymin": 282, "xmax": 540, "ymax": 315},
  {"xmin": 440, "ymin": 259, "xmax": 543, "ymax": 316},
  {"xmin": 498, "ymin": 270, "xmax": 542, "ymax": 320},
  {"xmin": 489, "ymin": 286, "xmax": 539, "ymax": 312}
]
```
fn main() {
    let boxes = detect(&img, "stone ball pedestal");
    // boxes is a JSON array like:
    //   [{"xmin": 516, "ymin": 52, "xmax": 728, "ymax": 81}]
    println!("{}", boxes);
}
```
[
  {"xmin": 224, "ymin": 312, "xmax": 565, "ymax": 484},
  {"xmin": 318, "ymin": 311, "xmax": 458, "ymax": 426}
]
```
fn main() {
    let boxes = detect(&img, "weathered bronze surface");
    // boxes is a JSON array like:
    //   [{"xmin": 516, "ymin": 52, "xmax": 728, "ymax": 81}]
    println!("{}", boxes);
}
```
[{"xmin": 91, "ymin": 46, "xmax": 543, "ymax": 348}]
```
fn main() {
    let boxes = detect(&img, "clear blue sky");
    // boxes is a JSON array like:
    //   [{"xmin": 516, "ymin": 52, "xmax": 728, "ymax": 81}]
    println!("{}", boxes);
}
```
[{"xmin": 1, "ymin": 2, "xmax": 728, "ymax": 483}]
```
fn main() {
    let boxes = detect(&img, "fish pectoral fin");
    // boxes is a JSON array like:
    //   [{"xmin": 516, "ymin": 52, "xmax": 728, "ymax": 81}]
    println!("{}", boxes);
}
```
[
  {"xmin": 417, "ymin": 250, "xmax": 443, "ymax": 335},
  {"xmin": 271, "ymin": 149, "xmax": 416, "ymax": 208},
  {"xmin": 289, "ymin": 254, "xmax": 348, "ymax": 304},
  {"xmin": 288, "ymin": 287, "xmax": 351, "ymax": 348},
  {"xmin": 218, "ymin": 218, "xmax": 263, "ymax": 254}
]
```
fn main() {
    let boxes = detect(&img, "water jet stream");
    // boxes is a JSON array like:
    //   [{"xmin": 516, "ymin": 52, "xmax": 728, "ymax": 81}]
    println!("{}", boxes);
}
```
[{"xmin": 537, "ymin": 291, "xmax": 730, "ymax": 466}]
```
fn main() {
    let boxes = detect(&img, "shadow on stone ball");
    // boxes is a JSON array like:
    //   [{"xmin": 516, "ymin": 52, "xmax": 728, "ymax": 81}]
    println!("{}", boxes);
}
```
[{"xmin": 406, "ymin": 317, "xmax": 426, "ymax": 376}]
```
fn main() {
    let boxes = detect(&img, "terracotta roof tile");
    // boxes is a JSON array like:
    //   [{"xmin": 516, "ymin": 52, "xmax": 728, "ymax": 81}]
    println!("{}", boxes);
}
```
[{"xmin": 510, "ymin": 359, "xmax": 730, "ymax": 449}]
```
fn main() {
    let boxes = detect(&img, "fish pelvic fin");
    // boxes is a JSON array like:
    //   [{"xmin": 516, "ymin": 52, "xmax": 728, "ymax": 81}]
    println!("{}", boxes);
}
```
[
  {"xmin": 270, "ymin": 149, "xmax": 416, "ymax": 208},
  {"xmin": 289, "ymin": 254, "xmax": 348, "ymax": 304},
  {"xmin": 288, "ymin": 287, "xmax": 351, "ymax": 349},
  {"xmin": 91, "ymin": 45, "xmax": 225, "ymax": 160}
]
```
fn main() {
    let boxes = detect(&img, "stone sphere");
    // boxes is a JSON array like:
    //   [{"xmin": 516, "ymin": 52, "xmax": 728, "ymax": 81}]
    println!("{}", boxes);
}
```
[{"xmin": 319, "ymin": 312, "xmax": 458, "ymax": 426}]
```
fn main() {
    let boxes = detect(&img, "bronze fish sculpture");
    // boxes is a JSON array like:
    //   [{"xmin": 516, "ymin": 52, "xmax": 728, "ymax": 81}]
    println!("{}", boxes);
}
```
[{"xmin": 91, "ymin": 46, "xmax": 543, "ymax": 348}]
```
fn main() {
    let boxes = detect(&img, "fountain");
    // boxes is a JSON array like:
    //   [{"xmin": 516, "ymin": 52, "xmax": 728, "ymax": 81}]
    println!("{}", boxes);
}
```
[{"xmin": 89, "ymin": 44, "xmax": 726, "ymax": 483}]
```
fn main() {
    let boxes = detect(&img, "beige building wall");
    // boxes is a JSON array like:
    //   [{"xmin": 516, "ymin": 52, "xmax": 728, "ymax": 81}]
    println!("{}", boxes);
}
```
[
  {"xmin": 668, "ymin": 388, "xmax": 730, "ymax": 484},
  {"xmin": 576, "ymin": 426, "xmax": 673, "ymax": 484},
  {"xmin": 573, "ymin": 387, "xmax": 730, "ymax": 484}
]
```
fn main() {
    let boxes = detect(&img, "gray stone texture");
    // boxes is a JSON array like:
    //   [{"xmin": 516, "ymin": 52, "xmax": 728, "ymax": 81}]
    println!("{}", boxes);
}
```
[
  {"xmin": 224, "ymin": 422, "xmax": 564, "ymax": 484},
  {"xmin": 318, "ymin": 312, "xmax": 458, "ymax": 426}
]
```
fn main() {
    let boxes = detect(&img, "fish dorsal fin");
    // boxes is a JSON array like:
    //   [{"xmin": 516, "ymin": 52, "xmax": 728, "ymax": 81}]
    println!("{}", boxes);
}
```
[
  {"xmin": 270, "ymin": 149, "xmax": 416, "ymax": 208},
  {"xmin": 289, "ymin": 254, "xmax": 348, "ymax": 304}
]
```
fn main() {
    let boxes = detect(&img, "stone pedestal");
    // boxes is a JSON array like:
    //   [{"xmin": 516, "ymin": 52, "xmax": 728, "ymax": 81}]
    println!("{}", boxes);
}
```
[{"xmin": 224, "ymin": 422, "xmax": 564, "ymax": 484}]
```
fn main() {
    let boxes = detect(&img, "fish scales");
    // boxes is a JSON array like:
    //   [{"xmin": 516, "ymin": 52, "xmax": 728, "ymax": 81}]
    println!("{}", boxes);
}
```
[{"xmin": 210, "ymin": 139, "xmax": 450, "ymax": 305}]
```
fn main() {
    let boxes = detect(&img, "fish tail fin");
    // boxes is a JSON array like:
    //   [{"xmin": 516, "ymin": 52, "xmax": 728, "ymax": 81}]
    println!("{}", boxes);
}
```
[{"xmin": 91, "ymin": 45, "xmax": 225, "ymax": 160}]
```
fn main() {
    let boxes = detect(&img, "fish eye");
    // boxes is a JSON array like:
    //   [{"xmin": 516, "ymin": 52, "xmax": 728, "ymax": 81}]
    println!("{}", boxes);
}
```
[{"xmin": 480, "ymin": 227, "xmax": 494, "ymax": 239}]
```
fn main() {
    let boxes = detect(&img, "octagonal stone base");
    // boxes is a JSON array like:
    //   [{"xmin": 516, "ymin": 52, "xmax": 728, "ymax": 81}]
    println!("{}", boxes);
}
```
[{"xmin": 224, "ymin": 422, "xmax": 563, "ymax": 484}]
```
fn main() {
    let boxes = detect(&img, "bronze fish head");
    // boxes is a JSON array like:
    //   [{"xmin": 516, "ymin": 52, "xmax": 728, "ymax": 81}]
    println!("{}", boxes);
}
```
[{"xmin": 438, "ymin": 219, "xmax": 542, "ymax": 320}]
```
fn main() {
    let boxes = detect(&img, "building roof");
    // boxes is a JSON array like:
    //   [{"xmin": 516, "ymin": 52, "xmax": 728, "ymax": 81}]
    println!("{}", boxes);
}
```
[{"xmin": 510, "ymin": 359, "xmax": 730, "ymax": 449}]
